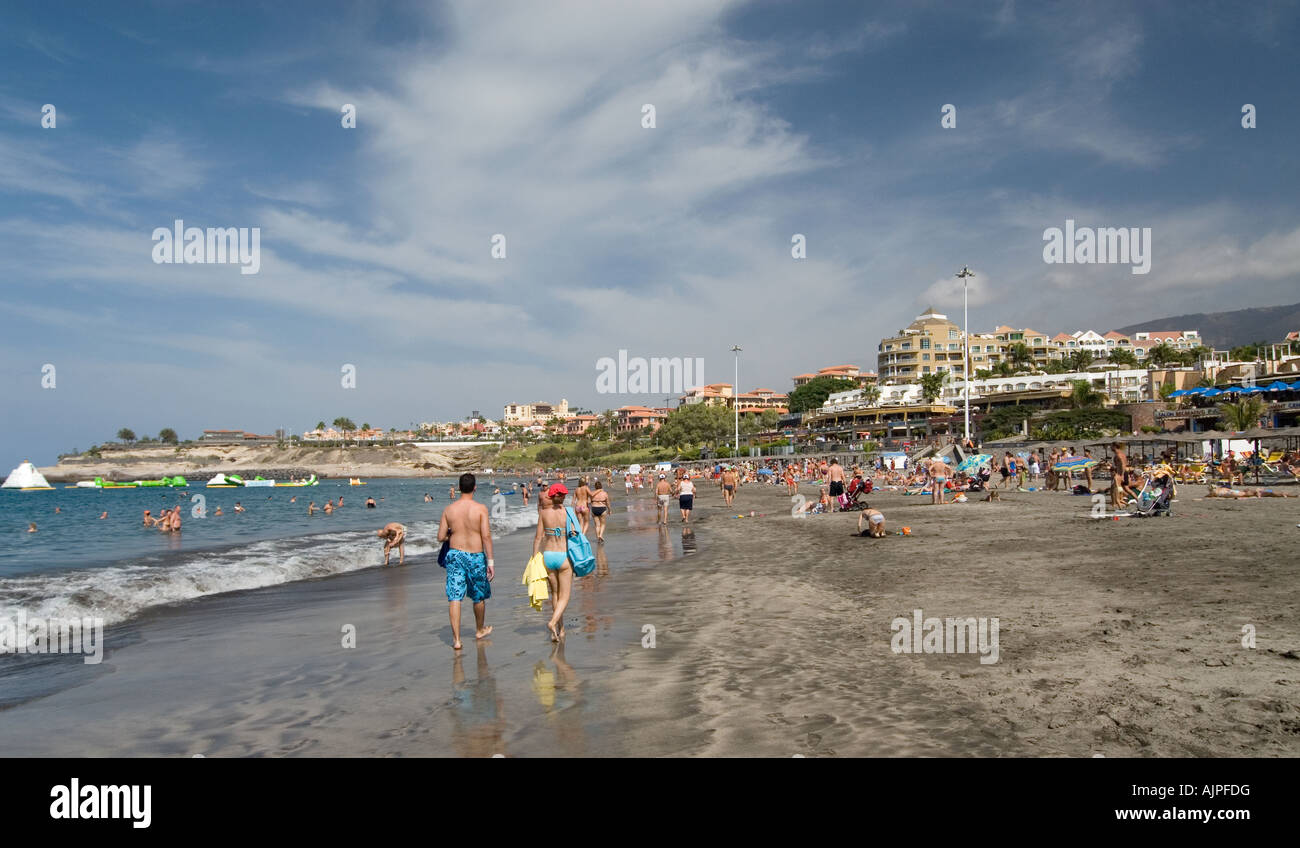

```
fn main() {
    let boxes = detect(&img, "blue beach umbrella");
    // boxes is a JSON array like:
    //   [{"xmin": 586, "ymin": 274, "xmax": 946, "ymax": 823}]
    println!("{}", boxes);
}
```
[
  {"xmin": 1219, "ymin": 385, "xmax": 1244, "ymax": 393},
  {"xmin": 1265, "ymin": 381, "xmax": 1291, "ymax": 391},
  {"xmin": 1168, "ymin": 389, "xmax": 1191, "ymax": 398},
  {"xmin": 1201, "ymin": 388, "xmax": 1224, "ymax": 397}
]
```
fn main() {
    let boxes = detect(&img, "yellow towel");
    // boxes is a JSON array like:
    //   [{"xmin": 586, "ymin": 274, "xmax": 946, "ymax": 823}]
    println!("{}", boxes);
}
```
[{"xmin": 522, "ymin": 552, "xmax": 549, "ymax": 611}]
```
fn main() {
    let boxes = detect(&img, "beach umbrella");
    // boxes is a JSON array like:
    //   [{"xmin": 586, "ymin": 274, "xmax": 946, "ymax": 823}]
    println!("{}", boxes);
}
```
[
  {"xmin": 1200, "ymin": 388, "xmax": 1224, "ymax": 397},
  {"xmin": 1168, "ymin": 389, "xmax": 1192, "ymax": 398},
  {"xmin": 1265, "ymin": 380, "xmax": 1291, "ymax": 391},
  {"xmin": 1219, "ymin": 385, "xmax": 1244, "ymax": 393},
  {"xmin": 1241, "ymin": 385, "xmax": 1266, "ymax": 393},
  {"xmin": 1053, "ymin": 455, "xmax": 1099, "ymax": 472},
  {"xmin": 956, "ymin": 453, "xmax": 991, "ymax": 473}
]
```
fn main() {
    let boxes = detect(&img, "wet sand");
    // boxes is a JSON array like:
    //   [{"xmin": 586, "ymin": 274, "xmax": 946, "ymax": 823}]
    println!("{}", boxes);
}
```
[{"xmin": 2, "ymin": 480, "xmax": 1297, "ymax": 756}]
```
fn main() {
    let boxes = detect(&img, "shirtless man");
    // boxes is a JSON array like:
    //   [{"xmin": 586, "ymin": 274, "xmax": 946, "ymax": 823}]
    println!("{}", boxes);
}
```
[
  {"xmin": 167, "ymin": 507, "xmax": 181, "ymax": 532},
  {"xmin": 573, "ymin": 477, "xmax": 592, "ymax": 535},
  {"xmin": 826, "ymin": 459, "xmax": 846, "ymax": 511},
  {"xmin": 376, "ymin": 522, "xmax": 407, "ymax": 565},
  {"xmin": 857, "ymin": 505, "xmax": 886, "ymax": 537},
  {"xmin": 307, "ymin": 501, "xmax": 317, "ymax": 515},
  {"xmin": 720, "ymin": 466, "xmax": 739, "ymax": 507},
  {"xmin": 655, "ymin": 474, "xmax": 672, "ymax": 525},
  {"xmin": 1110, "ymin": 443, "xmax": 1136, "ymax": 508},
  {"xmin": 927, "ymin": 456, "xmax": 951, "ymax": 505},
  {"xmin": 437, "ymin": 473, "xmax": 495, "ymax": 650},
  {"xmin": 323, "ymin": 500, "xmax": 333, "ymax": 515},
  {"xmin": 521, "ymin": 482, "xmax": 530, "ymax": 506}
]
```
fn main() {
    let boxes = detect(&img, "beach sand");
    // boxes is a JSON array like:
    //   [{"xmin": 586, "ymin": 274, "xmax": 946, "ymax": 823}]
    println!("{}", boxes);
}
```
[{"xmin": 1, "ymin": 480, "xmax": 1296, "ymax": 756}]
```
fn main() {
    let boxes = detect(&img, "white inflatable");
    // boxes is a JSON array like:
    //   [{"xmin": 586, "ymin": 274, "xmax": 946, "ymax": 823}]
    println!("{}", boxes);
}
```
[{"xmin": 2, "ymin": 461, "xmax": 53, "ymax": 489}]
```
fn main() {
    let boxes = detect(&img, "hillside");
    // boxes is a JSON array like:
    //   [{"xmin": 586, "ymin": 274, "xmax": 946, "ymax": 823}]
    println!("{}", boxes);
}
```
[
  {"xmin": 38, "ymin": 443, "xmax": 494, "ymax": 483},
  {"xmin": 1113, "ymin": 301, "xmax": 1300, "ymax": 350}
]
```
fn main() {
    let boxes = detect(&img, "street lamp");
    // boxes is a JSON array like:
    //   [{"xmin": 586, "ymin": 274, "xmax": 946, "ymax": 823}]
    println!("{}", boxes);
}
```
[
  {"xmin": 731, "ymin": 345, "xmax": 743, "ymax": 456},
  {"xmin": 956, "ymin": 266, "xmax": 975, "ymax": 444}
]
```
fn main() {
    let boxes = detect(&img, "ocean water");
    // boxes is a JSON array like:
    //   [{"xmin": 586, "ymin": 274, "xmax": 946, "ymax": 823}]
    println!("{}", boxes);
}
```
[{"xmin": 0, "ymin": 477, "xmax": 538, "ymax": 627}]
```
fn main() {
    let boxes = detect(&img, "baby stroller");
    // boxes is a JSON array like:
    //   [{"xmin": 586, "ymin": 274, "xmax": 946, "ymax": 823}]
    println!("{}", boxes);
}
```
[
  {"xmin": 838, "ymin": 475, "xmax": 871, "ymax": 511},
  {"xmin": 1130, "ymin": 469, "xmax": 1174, "ymax": 517}
]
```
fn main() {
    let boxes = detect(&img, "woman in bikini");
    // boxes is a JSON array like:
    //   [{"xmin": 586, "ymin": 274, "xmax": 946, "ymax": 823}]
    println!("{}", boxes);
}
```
[
  {"xmin": 532, "ymin": 484, "xmax": 574, "ymax": 642},
  {"xmin": 589, "ymin": 480, "xmax": 610, "ymax": 542},
  {"xmin": 573, "ymin": 477, "xmax": 592, "ymax": 535}
]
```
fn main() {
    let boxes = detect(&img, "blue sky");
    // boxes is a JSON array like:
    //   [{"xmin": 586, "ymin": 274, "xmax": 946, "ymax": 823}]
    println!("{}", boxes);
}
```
[{"xmin": 2, "ymin": 0, "xmax": 1298, "ymax": 468}]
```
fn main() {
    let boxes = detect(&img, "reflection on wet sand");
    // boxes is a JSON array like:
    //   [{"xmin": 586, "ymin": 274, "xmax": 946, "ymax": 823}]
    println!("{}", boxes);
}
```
[
  {"xmin": 450, "ymin": 640, "xmax": 506, "ymax": 758},
  {"xmin": 383, "ymin": 561, "xmax": 410, "ymax": 635},
  {"xmin": 531, "ymin": 641, "xmax": 588, "ymax": 755},
  {"xmin": 579, "ymin": 545, "xmax": 614, "ymax": 637},
  {"xmin": 680, "ymin": 527, "xmax": 697, "ymax": 555}
]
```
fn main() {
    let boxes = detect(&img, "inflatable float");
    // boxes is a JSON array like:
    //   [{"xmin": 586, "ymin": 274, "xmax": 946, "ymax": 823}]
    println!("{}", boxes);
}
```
[{"xmin": 2, "ymin": 461, "xmax": 54, "ymax": 490}]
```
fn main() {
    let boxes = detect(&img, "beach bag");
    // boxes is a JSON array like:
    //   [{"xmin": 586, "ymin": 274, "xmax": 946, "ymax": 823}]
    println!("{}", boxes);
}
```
[{"xmin": 564, "ymin": 506, "xmax": 596, "ymax": 577}]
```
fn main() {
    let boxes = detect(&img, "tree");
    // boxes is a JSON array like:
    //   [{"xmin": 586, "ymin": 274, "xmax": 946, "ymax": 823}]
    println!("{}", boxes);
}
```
[
  {"xmin": 992, "ymin": 361, "xmax": 1016, "ymax": 378},
  {"xmin": 1157, "ymin": 382, "xmax": 1177, "ymax": 401},
  {"xmin": 332, "ymin": 417, "xmax": 357, "ymax": 433},
  {"xmin": 1229, "ymin": 341, "xmax": 1266, "ymax": 362},
  {"xmin": 788, "ymin": 376, "xmax": 857, "ymax": 413},
  {"xmin": 919, "ymin": 372, "xmax": 948, "ymax": 404},
  {"xmin": 1107, "ymin": 348, "xmax": 1137, "ymax": 367},
  {"xmin": 1007, "ymin": 343, "xmax": 1034, "ymax": 373},
  {"xmin": 362, "ymin": 422, "xmax": 371, "ymax": 431},
  {"xmin": 158, "ymin": 428, "xmax": 179, "ymax": 444},
  {"xmin": 1069, "ymin": 379, "xmax": 1104, "ymax": 409},
  {"xmin": 1216, "ymin": 396, "xmax": 1265, "ymax": 431},
  {"xmin": 1043, "ymin": 360, "xmax": 1067, "ymax": 375},
  {"xmin": 758, "ymin": 408, "xmax": 780, "ymax": 431},
  {"xmin": 117, "ymin": 428, "xmax": 136, "ymax": 443},
  {"xmin": 1063, "ymin": 349, "xmax": 1094, "ymax": 372},
  {"xmin": 1147, "ymin": 343, "xmax": 1179, "ymax": 367},
  {"xmin": 859, "ymin": 384, "xmax": 882, "ymax": 406},
  {"xmin": 315, "ymin": 421, "xmax": 327, "ymax": 431},
  {"xmin": 975, "ymin": 368, "xmax": 994, "ymax": 380}
]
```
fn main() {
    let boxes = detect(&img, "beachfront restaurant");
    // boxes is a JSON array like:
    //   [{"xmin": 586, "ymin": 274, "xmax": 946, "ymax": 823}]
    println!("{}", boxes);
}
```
[
  {"xmin": 1157, "ymin": 381, "xmax": 1300, "ymax": 431},
  {"xmin": 800, "ymin": 402, "xmax": 959, "ymax": 445}
]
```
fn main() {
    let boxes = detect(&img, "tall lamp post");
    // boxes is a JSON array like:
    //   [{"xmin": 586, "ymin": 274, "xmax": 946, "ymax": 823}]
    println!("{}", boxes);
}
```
[
  {"xmin": 731, "ymin": 345, "xmax": 743, "ymax": 456},
  {"xmin": 956, "ymin": 266, "xmax": 975, "ymax": 444}
]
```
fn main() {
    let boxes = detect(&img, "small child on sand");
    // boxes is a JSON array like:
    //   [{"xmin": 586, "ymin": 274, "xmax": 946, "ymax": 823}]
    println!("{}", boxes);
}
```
[{"xmin": 857, "ymin": 506, "xmax": 885, "ymax": 537}]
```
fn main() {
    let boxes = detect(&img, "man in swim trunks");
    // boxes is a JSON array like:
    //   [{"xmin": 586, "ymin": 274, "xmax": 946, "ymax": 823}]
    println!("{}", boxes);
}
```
[
  {"xmin": 1110, "ymin": 443, "xmax": 1137, "ymax": 508},
  {"xmin": 928, "ymin": 456, "xmax": 951, "ymax": 505},
  {"xmin": 377, "ymin": 521, "xmax": 407, "ymax": 565},
  {"xmin": 826, "ymin": 459, "xmax": 846, "ymax": 511},
  {"xmin": 858, "ymin": 505, "xmax": 886, "ymax": 537},
  {"xmin": 438, "ymin": 473, "xmax": 495, "ymax": 650},
  {"xmin": 720, "ymin": 466, "xmax": 739, "ymax": 507},
  {"xmin": 655, "ymin": 474, "xmax": 672, "ymax": 525}
]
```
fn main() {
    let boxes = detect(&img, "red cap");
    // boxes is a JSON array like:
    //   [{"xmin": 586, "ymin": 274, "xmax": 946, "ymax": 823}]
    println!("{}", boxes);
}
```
[{"xmin": 547, "ymin": 483, "xmax": 568, "ymax": 498}]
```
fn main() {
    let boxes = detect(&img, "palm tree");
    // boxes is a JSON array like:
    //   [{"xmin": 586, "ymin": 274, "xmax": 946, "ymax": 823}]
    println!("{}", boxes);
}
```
[
  {"xmin": 1069, "ymin": 379, "xmax": 1104, "ymax": 409},
  {"xmin": 1007, "ymin": 342, "xmax": 1034, "ymax": 373},
  {"xmin": 860, "ymin": 384, "xmax": 882, "ymax": 406},
  {"xmin": 1147, "ymin": 343, "xmax": 1179, "ymax": 367},
  {"xmin": 1216, "ymin": 396, "xmax": 1264, "ymax": 432},
  {"xmin": 1107, "ymin": 348, "xmax": 1137, "ymax": 367},
  {"xmin": 919, "ymin": 372, "xmax": 948, "ymax": 404}
]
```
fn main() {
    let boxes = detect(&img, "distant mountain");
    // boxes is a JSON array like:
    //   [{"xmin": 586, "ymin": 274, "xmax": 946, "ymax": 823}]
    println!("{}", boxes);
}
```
[{"xmin": 1113, "ymin": 302, "xmax": 1300, "ymax": 350}]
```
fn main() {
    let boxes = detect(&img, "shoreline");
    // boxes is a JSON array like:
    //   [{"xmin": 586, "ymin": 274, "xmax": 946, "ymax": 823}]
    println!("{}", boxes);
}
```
[{"xmin": 2, "ymin": 481, "xmax": 1296, "ymax": 756}]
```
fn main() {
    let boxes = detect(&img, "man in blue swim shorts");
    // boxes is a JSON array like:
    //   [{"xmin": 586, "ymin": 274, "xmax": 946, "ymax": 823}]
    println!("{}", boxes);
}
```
[{"xmin": 438, "ymin": 473, "xmax": 496, "ymax": 650}]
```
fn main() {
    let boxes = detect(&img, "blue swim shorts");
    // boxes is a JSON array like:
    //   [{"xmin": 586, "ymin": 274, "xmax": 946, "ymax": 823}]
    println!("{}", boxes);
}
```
[{"xmin": 445, "ymin": 549, "xmax": 492, "ymax": 603}]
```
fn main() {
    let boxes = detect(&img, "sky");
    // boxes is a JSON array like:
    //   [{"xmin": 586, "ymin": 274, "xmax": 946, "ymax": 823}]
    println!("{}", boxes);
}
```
[{"xmin": 2, "ymin": 0, "xmax": 1298, "ymax": 468}]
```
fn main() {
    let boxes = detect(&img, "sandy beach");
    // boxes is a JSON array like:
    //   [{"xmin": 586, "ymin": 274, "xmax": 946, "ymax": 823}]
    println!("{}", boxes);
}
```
[{"xmin": 1, "ymin": 479, "xmax": 1296, "ymax": 756}]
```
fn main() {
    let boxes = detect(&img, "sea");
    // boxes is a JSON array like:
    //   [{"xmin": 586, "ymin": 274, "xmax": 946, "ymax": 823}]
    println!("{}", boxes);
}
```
[{"xmin": 0, "ymin": 476, "xmax": 537, "ymax": 627}]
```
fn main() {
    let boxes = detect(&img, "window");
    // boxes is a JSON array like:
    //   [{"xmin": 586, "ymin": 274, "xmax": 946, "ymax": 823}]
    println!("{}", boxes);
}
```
[
  {"xmin": 922, "ymin": 354, "xmax": 930, "ymax": 361},
  {"xmin": 949, "ymin": 330, "xmax": 959, "ymax": 339},
  {"xmin": 920, "ymin": 338, "xmax": 930, "ymax": 350},
  {"xmin": 901, "ymin": 343, "xmax": 911, "ymax": 350}
]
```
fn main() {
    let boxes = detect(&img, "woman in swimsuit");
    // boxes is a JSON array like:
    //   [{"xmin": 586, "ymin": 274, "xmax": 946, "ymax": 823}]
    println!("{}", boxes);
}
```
[
  {"xmin": 678, "ymin": 475, "xmax": 695, "ymax": 523},
  {"xmin": 532, "ymin": 484, "xmax": 573, "ymax": 642},
  {"xmin": 589, "ymin": 480, "xmax": 610, "ymax": 542},
  {"xmin": 574, "ymin": 477, "xmax": 592, "ymax": 535}
]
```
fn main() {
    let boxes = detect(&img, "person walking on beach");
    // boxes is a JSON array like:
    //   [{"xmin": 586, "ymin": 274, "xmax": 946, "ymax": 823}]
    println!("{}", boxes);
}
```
[
  {"xmin": 720, "ymin": 466, "xmax": 739, "ymax": 507},
  {"xmin": 678, "ymin": 474, "xmax": 695, "ymax": 523},
  {"xmin": 377, "ymin": 522, "xmax": 407, "ymax": 565},
  {"xmin": 532, "ymin": 483, "xmax": 573, "ymax": 642},
  {"xmin": 574, "ymin": 477, "xmax": 592, "ymax": 535},
  {"xmin": 655, "ymin": 474, "xmax": 671, "ymax": 525},
  {"xmin": 826, "ymin": 459, "xmax": 846, "ymax": 511},
  {"xmin": 438, "ymin": 473, "xmax": 495, "ymax": 650},
  {"xmin": 589, "ymin": 480, "xmax": 609, "ymax": 542}
]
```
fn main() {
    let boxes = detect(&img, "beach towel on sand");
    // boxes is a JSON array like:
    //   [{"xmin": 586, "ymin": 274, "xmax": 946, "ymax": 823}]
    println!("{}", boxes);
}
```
[{"xmin": 522, "ymin": 552, "xmax": 550, "ymax": 611}]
